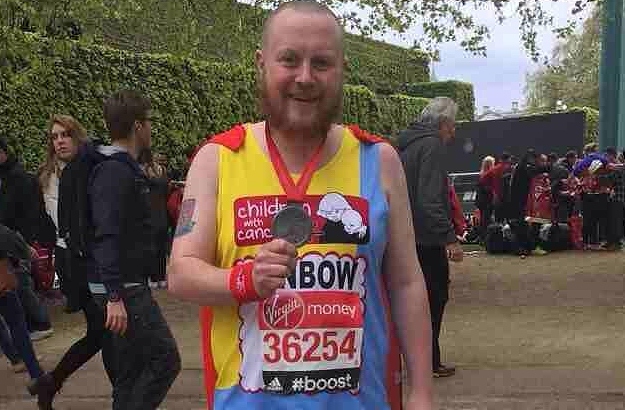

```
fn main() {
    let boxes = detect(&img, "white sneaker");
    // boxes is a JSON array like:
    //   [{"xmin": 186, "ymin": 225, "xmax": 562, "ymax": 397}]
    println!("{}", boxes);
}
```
[
  {"xmin": 158, "ymin": 281, "xmax": 168, "ymax": 289},
  {"xmin": 149, "ymin": 281, "xmax": 159, "ymax": 289},
  {"xmin": 30, "ymin": 329, "xmax": 54, "ymax": 342}
]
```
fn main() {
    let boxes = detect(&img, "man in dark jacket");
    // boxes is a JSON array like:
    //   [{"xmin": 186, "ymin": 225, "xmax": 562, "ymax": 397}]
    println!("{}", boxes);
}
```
[
  {"xmin": 396, "ymin": 96, "xmax": 463, "ymax": 378},
  {"xmin": 88, "ymin": 90, "xmax": 180, "ymax": 409}
]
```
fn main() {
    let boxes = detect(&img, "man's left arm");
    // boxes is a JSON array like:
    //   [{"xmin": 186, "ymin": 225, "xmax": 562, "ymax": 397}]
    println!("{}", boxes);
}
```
[{"xmin": 379, "ymin": 143, "xmax": 433, "ymax": 409}]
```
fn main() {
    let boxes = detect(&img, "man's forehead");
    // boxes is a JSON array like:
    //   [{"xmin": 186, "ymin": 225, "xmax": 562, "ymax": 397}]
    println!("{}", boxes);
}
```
[{"xmin": 263, "ymin": 9, "xmax": 343, "ymax": 52}]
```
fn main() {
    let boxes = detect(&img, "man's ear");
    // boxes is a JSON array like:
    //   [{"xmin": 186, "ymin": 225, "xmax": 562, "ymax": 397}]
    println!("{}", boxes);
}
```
[{"xmin": 255, "ymin": 50, "xmax": 264, "ymax": 72}]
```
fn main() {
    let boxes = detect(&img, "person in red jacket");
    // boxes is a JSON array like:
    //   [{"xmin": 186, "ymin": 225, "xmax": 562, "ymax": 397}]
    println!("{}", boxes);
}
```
[{"xmin": 479, "ymin": 153, "xmax": 512, "ymax": 212}]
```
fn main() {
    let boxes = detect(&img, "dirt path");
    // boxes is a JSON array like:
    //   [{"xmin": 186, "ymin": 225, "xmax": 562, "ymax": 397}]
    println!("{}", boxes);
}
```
[{"xmin": 1, "ymin": 250, "xmax": 624, "ymax": 409}]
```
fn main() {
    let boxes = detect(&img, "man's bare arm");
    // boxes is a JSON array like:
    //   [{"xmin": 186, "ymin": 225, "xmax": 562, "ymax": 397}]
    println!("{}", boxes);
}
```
[
  {"xmin": 379, "ymin": 143, "xmax": 433, "ymax": 409},
  {"xmin": 167, "ymin": 143, "xmax": 234, "ymax": 305}
]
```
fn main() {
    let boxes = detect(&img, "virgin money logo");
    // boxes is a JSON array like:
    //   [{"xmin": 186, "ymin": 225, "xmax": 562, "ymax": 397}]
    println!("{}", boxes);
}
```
[{"xmin": 262, "ymin": 292, "xmax": 305, "ymax": 330}]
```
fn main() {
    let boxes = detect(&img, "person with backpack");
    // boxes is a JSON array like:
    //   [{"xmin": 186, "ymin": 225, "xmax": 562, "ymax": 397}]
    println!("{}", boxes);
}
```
[
  {"xmin": 0, "ymin": 137, "xmax": 54, "ymax": 341},
  {"xmin": 87, "ymin": 90, "xmax": 179, "ymax": 409},
  {"xmin": 0, "ymin": 223, "xmax": 45, "ymax": 387},
  {"xmin": 28, "ymin": 115, "xmax": 116, "ymax": 410}
]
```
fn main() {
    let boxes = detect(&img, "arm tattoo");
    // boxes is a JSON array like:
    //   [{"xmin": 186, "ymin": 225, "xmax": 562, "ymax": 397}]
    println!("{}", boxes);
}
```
[{"xmin": 174, "ymin": 198, "xmax": 197, "ymax": 238}]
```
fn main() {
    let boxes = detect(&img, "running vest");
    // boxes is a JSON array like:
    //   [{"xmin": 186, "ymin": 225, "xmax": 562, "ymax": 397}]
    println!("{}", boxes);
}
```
[{"xmin": 202, "ymin": 124, "xmax": 392, "ymax": 410}]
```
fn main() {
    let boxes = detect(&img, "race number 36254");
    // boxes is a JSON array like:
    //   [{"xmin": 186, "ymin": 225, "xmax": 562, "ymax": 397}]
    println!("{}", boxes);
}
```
[{"xmin": 263, "ymin": 329, "xmax": 359, "ymax": 365}]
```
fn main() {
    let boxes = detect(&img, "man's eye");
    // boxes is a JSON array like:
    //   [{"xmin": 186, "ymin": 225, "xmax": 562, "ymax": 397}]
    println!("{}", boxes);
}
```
[
  {"xmin": 280, "ymin": 55, "xmax": 299, "ymax": 66},
  {"xmin": 312, "ymin": 58, "xmax": 331, "ymax": 70}
]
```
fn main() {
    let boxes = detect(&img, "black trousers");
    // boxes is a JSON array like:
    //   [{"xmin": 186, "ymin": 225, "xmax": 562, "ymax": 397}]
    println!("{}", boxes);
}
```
[
  {"xmin": 607, "ymin": 200, "xmax": 625, "ymax": 245},
  {"xmin": 478, "ymin": 204, "xmax": 493, "ymax": 241},
  {"xmin": 555, "ymin": 195, "xmax": 575, "ymax": 223},
  {"xmin": 582, "ymin": 193, "xmax": 609, "ymax": 245},
  {"xmin": 416, "ymin": 244, "xmax": 449, "ymax": 370},
  {"xmin": 52, "ymin": 248, "xmax": 115, "ymax": 385},
  {"xmin": 150, "ymin": 228, "xmax": 169, "ymax": 283},
  {"xmin": 96, "ymin": 286, "xmax": 180, "ymax": 410}
]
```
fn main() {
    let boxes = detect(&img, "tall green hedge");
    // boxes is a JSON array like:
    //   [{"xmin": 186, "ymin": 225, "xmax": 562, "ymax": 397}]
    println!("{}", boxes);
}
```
[
  {"xmin": 0, "ymin": 28, "xmax": 428, "ymax": 171},
  {"xmin": 570, "ymin": 106, "xmax": 599, "ymax": 144},
  {"xmin": 401, "ymin": 81, "xmax": 475, "ymax": 121},
  {"xmin": 1, "ymin": 0, "xmax": 429, "ymax": 96},
  {"xmin": 343, "ymin": 37, "xmax": 429, "ymax": 94},
  {"xmin": 343, "ymin": 86, "xmax": 429, "ymax": 137}
]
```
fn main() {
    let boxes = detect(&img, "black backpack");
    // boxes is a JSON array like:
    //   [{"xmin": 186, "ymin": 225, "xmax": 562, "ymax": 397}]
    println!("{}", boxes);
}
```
[
  {"xmin": 57, "ymin": 141, "xmax": 128, "ymax": 258},
  {"xmin": 485, "ymin": 223, "xmax": 506, "ymax": 254},
  {"xmin": 537, "ymin": 223, "xmax": 571, "ymax": 252}
]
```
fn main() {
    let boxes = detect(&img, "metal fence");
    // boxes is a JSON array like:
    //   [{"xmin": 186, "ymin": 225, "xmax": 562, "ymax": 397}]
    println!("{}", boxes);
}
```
[{"xmin": 449, "ymin": 171, "xmax": 480, "ymax": 216}]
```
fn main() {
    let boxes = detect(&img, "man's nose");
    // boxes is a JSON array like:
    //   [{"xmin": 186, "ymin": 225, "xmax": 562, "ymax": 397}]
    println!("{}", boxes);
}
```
[{"xmin": 295, "ymin": 61, "xmax": 314, "ymax": 84}]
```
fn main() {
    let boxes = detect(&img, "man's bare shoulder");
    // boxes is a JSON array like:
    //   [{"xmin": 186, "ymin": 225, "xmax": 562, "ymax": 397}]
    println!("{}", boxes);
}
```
[{"xmin": 192, "ymin": 142, "xmax": 220, "ymax": 168}]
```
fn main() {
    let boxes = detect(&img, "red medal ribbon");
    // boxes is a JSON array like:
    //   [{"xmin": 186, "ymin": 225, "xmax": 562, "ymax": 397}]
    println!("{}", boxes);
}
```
[{"xmin": 265, "ymin": 121, "xmax": 326, "ymax": 202}]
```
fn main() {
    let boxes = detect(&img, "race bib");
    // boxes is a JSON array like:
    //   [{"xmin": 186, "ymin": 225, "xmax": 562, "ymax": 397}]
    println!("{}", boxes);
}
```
[{"xmin": 258, "ymin": 289, "xmax": 363, "ymax": 395}]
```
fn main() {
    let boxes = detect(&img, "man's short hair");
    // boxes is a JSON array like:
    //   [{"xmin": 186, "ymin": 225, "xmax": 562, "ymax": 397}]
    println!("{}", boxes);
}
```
[
  {"xmin": 565, "ymin": 150, "xmax": 577, "ymax": 159},
  {"xmin": 103, "ymin": 90, "xmax": 151, "ymax": 141},
  {"xmin": 261, "ymin": 1, "xmax": 343, "ymax": 52},
  {"xmin": 606, "ymin": 146, "xmax": 618, "ymax": 156},
  {"xmin": 547, "ymin": 152, "xmax": 559, "ymax": 163},
  {"xmin": 420, "ymin": 97, "xmax": 458, "ymax": 127}
]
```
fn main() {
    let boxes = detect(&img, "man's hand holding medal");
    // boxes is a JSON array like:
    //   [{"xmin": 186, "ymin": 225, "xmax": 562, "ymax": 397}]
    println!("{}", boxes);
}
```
[{"xmin": 250, "ymin": 238, "xmax": 297, "ymax": 299}]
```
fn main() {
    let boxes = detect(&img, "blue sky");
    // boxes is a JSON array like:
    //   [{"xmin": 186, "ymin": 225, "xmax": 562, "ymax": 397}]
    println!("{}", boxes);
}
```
[{"xmin": 373, "ymin": 2, "xmax": 591, "ymax": 112}]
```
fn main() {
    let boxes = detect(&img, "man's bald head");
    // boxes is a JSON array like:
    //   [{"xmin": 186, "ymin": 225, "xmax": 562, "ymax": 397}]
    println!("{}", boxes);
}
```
[{"xmin": 261, "ymin": 1, "xmax": 344, "ymax": 53}]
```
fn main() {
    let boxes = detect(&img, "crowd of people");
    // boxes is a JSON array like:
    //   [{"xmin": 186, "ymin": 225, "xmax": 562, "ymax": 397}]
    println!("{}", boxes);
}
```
[
  {"xmin": 472, "ymin": 143, "xmax": 625, "ymax": 256},
  {"xmin": 1, "ymin": 91, "xmax": 184, "ymax": 409}
]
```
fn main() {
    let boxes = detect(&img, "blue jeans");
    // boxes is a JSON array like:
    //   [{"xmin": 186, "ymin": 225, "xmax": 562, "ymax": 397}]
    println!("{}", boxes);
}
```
[
  {"xmin": 0, "ymin": 314, "xmax": 21, "ymax": 363},
  {"xmin": 0, "ymin": 291, "xmax": 43, "ymax": 379},
  {"xmin": 16, "ymin": 272, "xmax": 51, "ymax": 332}
]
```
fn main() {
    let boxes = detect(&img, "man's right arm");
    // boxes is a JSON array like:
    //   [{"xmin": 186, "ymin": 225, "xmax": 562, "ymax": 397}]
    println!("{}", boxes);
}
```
[
  {"xmin": 168, "ymin": 140, "xmax": 304, "ymax": 306},
  {"xmin": 167, "ymin": 143, "xmax": 238, "ymax": 305}
]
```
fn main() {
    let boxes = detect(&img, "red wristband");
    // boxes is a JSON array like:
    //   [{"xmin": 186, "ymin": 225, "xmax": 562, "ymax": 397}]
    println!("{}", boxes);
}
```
[{"xmin": 228, "ymin": 262, "xmax": 261, "ymax": 304}]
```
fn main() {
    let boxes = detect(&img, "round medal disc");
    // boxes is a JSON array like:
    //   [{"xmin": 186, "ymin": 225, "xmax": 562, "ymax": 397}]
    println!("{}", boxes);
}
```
[{"xmin": 271, "ymin": 205, "xmax": 313, "ymax": 247}]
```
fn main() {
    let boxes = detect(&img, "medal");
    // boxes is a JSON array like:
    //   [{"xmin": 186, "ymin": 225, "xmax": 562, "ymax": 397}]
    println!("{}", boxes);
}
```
[
  {"xmin": 271, "ymin": 204, "xmax": 313, "ymax": 247},
  {"xmin": 265, "ymin": 121, "xmax": 326, "ymax": 247}
]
